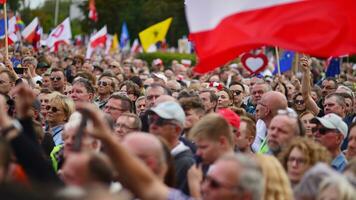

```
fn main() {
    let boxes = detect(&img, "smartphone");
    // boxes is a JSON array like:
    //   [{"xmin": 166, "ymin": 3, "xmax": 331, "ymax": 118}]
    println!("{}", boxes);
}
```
[
  {"xmin": 195, "ymin": 155, "xmax": 203, "ymax": 166},
  {"xmin": 14, "ymin": 67, "xmax": 25, "ymax": 74},
  {"xmin": 72, "ymin": 110, "xmax": 90, "ymax": 152}
]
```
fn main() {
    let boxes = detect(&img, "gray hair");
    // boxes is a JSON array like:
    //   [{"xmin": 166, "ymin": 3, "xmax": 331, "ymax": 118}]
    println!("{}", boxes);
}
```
[
  {"xmin": 22, "ymin": 56, "xmax": 38, "ymax": 67},
  {"xmin": 294, "ymin": 163, "xmax": 338, "ymax": 200},
  {"xmin": 318, "ymin": 175, "xmax": 355, "ymax": 200},
  {"xmin": 325, "ymin": 93, "xmax": 346, "ymax": 107},
  {"xmin": 219, "ymin": 154, "xmax": 264, "ymax": 200}
]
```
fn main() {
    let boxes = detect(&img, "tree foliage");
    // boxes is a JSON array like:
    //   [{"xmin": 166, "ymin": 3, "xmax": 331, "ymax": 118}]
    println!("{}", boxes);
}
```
[
  {"xmin": 16, "ymin": 0, "xmax": 188, "ymax": 46},
  {"xmin": 79, "ymin": 0, "xmax": 188, "ymax": 46},
  {"xmin": 20, "ymin": 0, "xmax": 82, "ymax": 36}
]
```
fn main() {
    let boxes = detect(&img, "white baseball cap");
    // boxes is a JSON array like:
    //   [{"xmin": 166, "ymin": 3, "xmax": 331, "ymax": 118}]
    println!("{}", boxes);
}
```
[{"xmin": 312, "ymin": 113, "xmax": 348, "ymax": 138}]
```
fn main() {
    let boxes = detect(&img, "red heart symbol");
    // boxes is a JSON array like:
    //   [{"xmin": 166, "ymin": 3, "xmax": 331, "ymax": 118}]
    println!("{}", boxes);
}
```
[{"xmin": 241, "ymin": 53, "xmax": 268, "ymax": 75}]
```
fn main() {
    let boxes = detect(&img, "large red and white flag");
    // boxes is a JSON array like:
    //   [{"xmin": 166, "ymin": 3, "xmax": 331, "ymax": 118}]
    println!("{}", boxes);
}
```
[
  {"xmin": 186, "ymin": 0, "xmax": 356, "ymax": 73},
  {"xmin": 86, "ymin": 26, "xmax": 107, "ymax": 58},
  {"xmin": 46, "ymin": 18, "xmax": 72, "ymax": 50},
  {"xmin": 89, "ymin": 0, "xmax": 98, "ymax": 22},
  {"xmin": 22, "ymin": 17, "xmax": 39, "ymax": 43}
]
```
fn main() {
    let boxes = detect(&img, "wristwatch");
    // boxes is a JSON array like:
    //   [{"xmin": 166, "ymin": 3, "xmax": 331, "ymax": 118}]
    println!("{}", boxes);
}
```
[{"xmin": 1, "ymin": 120, "xmax": 23, "ymax": 136}]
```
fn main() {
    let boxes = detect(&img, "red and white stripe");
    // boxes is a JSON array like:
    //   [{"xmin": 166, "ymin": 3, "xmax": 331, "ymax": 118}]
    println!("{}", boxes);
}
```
[
  {"xmin": 21, "ymin": 17, "xmax": 39, "ymax": 43},
  {"xmin": 86, "ymin": 26, "xmax": 107, "ymax": 58},
  {"xmin": 186, "ymin": 0, "xmax": 356, "ymax": 73}
]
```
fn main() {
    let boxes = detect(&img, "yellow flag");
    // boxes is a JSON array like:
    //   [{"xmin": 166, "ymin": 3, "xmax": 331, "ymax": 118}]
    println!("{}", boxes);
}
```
[
  {"xmin": 139, "ymin": 18, "xmax": 172, "ymax": 52},
  {"xmin": 110, "ymin": 33, "xmax": 119, "ymax": 53}
]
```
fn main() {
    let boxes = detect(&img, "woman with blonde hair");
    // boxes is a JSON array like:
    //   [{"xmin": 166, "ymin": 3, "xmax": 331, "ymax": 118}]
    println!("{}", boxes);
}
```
[
  {"xmin": 317, "ymin": 175, "xmax": 355, "ymax": 200},
  {"xmin": 279, "ymin": 137, "xmax": 332, "ymax": 187},
  {"xmin": 255, "ymin": 154, "xmax": 294, "ymax": 200},
  {"xmin": 46, "ymin": 92, "xmax": 75, "ymax": 146}
]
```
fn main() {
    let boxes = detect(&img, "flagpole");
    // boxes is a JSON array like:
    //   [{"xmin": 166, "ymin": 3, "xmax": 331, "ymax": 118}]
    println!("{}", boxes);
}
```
[
  {"xmin": 4, "ymin": 2, "xmax": 8, "ymax": 60},
  {"xmin": 54, "ymin": 0, "xmax": 59, "ymax": 26},
  {"xmin": 293, "ymin": 52, "xmax": 299, "ymax": 74},
  {"xmin": 275, "ymin": 46, "xmax": 281, "ymax": 75}
]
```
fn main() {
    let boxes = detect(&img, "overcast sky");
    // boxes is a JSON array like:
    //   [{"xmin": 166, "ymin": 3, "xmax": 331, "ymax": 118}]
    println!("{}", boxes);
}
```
[{"xmin": 25, "ymin": 0, "xmax": 44, "ymax": 9}]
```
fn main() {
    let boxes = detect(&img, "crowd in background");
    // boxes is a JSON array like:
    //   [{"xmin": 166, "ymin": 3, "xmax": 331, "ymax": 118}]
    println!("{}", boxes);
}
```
[{"xmin": 0, "ymin": 44, "xmax": 355, "ymax": 200}]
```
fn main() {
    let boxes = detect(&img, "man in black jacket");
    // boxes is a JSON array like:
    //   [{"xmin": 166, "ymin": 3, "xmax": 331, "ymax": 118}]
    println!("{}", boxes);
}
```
[{"xmin": 148, "ymin": 101, "xmax": 194, "ymax": 195}]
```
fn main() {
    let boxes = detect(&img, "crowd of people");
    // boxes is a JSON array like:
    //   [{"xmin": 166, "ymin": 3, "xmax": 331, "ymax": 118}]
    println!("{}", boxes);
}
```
[{"xmin": 0, "ymin": 44, "xmax": 355, "ymax": 200}]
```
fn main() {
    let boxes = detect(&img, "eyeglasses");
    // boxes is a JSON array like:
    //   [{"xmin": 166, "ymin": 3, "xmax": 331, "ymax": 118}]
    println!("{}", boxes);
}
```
[
  {"xmin": 98, "ymin": 81, "xmax": 109, "ymax": 86},
  {"xmin": 46, "ymin": 105, "xmax": 60, "ymax": 113},
  {"xmin": 50, "ymin": 77, "xmax": 62, "ymax": 81},
  {"xmin": 311, "ymin": 126, "xmax": 338, "ymax": 135},
  {"xmin": 294, "ymin": 100, "xmax": 305, "ymax": 105},
  {"xmin": 287, "ymin": 156, "xmax": 307, "ymax": 165},
  {"xmin": 148, "ymin": 114, "xmax": 174, "ymax": 126}
]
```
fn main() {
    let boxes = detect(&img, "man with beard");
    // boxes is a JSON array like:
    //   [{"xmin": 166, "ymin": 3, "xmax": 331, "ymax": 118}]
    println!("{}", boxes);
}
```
[
  {"xmin": 262, "ymin": 109, "xmax": 302, "ymax": 156},
  {"xmin": 252, "ymin": 91, "xmax": 288, "ymax": 152}
]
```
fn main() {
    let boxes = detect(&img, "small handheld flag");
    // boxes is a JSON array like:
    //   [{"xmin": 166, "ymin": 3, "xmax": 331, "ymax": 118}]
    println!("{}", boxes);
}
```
[{"xmin": 273, "ymin": 50, "xmax": 295, "ymax": 75}]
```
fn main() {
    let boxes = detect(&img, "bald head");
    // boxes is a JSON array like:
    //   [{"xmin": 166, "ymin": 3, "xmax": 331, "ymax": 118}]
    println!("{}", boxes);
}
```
[
  {"xmin": 122, "ymin": 132, "xmax": 166, "ymax": 177},
  {"xmin": 257, "ymin": 91, "xmax": 288, "ymax": 126},
  {"xmin": 263, "ymin": 91, "xmax": 288, "ymax": 116}
]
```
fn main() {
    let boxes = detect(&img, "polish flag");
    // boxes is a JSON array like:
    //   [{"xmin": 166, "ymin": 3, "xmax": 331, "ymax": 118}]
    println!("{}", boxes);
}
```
[
  {"xmin": 89, "ymin": 0, "xmax": 98, "ymax": 22},
  {"xmin": 186, "ymin": 0, "xmax": 356, "ymax": 73},
  {"xmin": 86, "ymin": 26, "xmax": 107, "ymax": 58},
  {"xmin": 130, "ymin": 38, "xmax": 141, "ymax": 53},
  {"xmin": 46, "ymin": 18, "xmax": 72, "ymax": 50},
  {"xmin": 8, "ymin": 16, "xmax": 18, "ymax": 45},
  {"xmin": 21, "ymin": 17, "xmax": 39, "ymax": 43}
]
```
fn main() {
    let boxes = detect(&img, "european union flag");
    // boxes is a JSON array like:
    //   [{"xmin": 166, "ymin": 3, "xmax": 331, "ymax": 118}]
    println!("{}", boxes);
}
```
[
  {"xmin": 326, "ymin": 57, "xmax": 341, "ymax": 77},
  {"xmin": 0, "ymin": 19, "xmax": 5, "ymax": 38},
  {"xmin": 273, "ymin": 50, "xmax": 295, "ymax": 74},
  {"xmin": 120, "ymin": 21, "xmax": 130, "ymax": 49}
]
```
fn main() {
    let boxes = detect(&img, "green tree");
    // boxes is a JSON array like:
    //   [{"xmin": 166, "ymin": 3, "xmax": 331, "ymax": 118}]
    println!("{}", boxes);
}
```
[
  {"xmin": 79, "ymin": 0, "xmax": 188, "ymax": 47},
  {"xmin": 20, "ymin": 0, "xmax": 74, "ymax": 35}
]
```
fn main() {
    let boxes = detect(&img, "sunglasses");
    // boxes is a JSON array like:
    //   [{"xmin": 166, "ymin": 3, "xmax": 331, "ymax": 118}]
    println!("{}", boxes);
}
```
[
  {"xmin": 311, "ymin": 126, "xmax": 337, "ymax": 135},
  {"xmin": 148, "ymin": 114, "xmax": 174, "ymax": 126},
  {"xmin": 50, "ymin": 77, "xmax": 62, "ymax": 81},
  {"xmin": 295, "ymin": 100, "xmax": 304, "ymax": 105},
  {"xmin": 109, "ymin": 65, "xmax": 118, "ymax": 69},
  {"xmin": 46, "ymin": 105, "xmax": 60, "ymax": 113},
  {"xmin": 232, "ymin": 90, "xmax": 242, "ymax": 96},
  {"xmin": 98, "ymin": 81, "xmax": 109, "ymax": 86}
]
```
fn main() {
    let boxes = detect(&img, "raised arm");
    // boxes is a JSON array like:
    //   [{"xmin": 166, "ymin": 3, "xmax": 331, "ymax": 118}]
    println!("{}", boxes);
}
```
[
  {"xmin": 78, "ymin": 103, "xmax": 169, "ymax": 200},
  {"xmin": 300, "ymin": 57, "xmax": 320, "ymax": 115},
  {"xmin": 0, "ymin": 86, "xmax": 60, "ymax": 184}
]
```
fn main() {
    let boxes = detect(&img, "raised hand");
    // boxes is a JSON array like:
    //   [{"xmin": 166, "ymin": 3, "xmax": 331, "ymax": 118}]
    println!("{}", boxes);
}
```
[
  {"xmin": 76, "ymin": 102, "xmax": 112, "ymax": 141},
  {"xmin": 0, "ymin": 95, "xmax": 12, "ymax": 128},
  {"xmin": 12, "ymin": 84, "xmax": 36, "ymax": 118},
  {"xmin": 300, "ymin": 56, "xmax": 312, "ymax": 73}
]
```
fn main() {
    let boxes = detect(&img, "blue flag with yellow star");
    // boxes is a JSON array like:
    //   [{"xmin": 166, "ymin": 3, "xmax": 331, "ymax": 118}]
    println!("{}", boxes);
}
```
[{"xmin": 273, "ymin": 50, "xmax": 295, "ymax": 74}]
